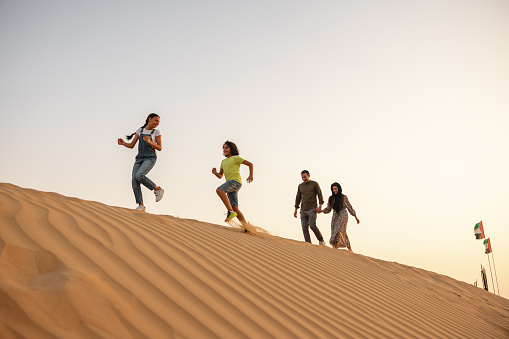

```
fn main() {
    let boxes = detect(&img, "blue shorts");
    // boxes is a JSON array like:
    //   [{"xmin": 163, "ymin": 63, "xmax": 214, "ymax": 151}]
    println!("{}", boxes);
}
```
[{"xmin": 218, "ymin": 180, "xmax": 242, "ymax": 206}]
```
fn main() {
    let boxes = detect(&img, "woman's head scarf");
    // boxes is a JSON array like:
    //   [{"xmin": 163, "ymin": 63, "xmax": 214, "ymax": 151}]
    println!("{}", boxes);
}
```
[{"xmin": 330, "ymin": 182, "xmax": 343, "ymax": 212}]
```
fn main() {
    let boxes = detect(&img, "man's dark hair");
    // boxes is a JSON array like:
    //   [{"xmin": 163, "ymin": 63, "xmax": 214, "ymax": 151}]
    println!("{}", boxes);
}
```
[{"xmin": 301, "ymin": 170, "xmax": 310, "ymax": 175}]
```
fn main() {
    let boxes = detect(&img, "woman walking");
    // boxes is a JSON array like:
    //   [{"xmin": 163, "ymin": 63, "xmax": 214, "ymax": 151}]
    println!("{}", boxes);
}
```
[
  {"xmin": 319, "ymin": 182, "xmax": 359, "ymax": 251},
  {"xmin": 117, "ymin": 113, "xmax": 164, "ymax": 211}
]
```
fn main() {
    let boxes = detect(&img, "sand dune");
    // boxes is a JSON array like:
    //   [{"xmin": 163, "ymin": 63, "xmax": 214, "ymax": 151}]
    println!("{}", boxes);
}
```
[{"xmin": 0, "ymin": 183, "xmax": 508, "ymax": 338}]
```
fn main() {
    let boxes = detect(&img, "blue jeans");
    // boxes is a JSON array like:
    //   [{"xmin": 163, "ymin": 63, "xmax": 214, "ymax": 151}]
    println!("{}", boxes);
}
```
[
  {"xmin": 300, "ymin": 209, "xmax": 324, "ymax": 243},
  {"xmin": 132, "ymin": 157, "xmax": 157, "ymax": 204}
]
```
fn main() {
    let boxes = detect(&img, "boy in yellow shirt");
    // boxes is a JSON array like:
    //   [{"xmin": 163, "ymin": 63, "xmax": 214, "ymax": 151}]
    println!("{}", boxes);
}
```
[{"xmin": 212, "ymin": 141, "xmax": 254, "ymax": 225}]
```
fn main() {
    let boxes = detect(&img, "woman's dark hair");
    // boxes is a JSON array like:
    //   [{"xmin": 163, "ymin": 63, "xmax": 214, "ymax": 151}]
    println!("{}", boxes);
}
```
[
  {"xmin": 223, "ymin": 140, "xmax": 239, "ymax": 156},
  {"xmin": 329, "ymin": 182, "xmax": 344, "ymax": 212},
  {"xmin": 126, "ymin": 113, "xmax": 159, "ymax": 140}
]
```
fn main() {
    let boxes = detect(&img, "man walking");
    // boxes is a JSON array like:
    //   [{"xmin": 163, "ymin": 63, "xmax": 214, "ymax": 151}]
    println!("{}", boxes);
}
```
[{"xmin": 294, "ymin": 170, "xmax": 325, "ymax": 245}]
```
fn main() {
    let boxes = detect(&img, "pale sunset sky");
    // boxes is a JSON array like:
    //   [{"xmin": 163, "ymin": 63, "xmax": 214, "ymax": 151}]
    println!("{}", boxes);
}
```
[{"xmin": 1, "ymin": 0, "xmax": 508, "ymax": 298}]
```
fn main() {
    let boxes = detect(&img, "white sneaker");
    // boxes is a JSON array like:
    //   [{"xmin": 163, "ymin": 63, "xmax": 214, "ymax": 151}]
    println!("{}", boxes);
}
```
[
  {"xmin": 319, "ymin": 241, "xmax": 326, "ymax": 246},
  {"xmin": 154, "ymin": 187, "xmax": 164, "ymax": 202},
  {"xmin": 136, "ymin": 205, "xmax": 146, "ymax": 211}
]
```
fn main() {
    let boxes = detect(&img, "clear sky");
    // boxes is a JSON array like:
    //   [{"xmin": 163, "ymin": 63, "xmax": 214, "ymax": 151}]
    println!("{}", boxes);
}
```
[{"xmin": 1, "ymin": 0, "xmax": 508, "ymax": 298}]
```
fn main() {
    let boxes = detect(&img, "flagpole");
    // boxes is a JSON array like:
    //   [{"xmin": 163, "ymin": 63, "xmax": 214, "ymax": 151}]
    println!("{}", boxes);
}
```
[
  {"xmin": 486, "ymin": 253, "xmax": 496, "ymax": 294},
  {"xmin": 491, "ymin": 252, "xmax": 500, "ymax": 296}
]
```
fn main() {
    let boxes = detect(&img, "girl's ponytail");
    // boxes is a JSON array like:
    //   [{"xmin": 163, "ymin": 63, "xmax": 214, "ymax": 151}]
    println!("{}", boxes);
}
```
[{"xmin": 126, "ymin": 113, "xmax": 159, "ymax": 140}]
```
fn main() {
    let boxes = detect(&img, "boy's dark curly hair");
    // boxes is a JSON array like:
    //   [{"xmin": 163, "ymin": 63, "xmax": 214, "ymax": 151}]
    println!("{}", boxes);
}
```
[{"xmin": 224, "ymin": 140, "xmax": 239, "ymax": 156}]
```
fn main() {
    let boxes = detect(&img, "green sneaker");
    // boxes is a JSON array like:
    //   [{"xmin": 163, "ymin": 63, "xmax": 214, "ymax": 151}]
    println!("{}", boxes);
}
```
[{"xmin": 225, "ymin": 211, "xmax": 237, "ymax": 222}]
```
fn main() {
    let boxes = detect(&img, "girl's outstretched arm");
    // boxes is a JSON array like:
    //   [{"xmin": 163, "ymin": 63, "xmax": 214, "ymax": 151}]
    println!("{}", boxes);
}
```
[
  {"xmin": 242, "ymin": 160, "xmax": 254, "ymax": 183},
  {"xmin": 212, "ymin": 167, "xmax": 223, "ymax": 179},
  {"xmin": 117, "ymin": 134, "xmax": 139, "ymax": 149}
]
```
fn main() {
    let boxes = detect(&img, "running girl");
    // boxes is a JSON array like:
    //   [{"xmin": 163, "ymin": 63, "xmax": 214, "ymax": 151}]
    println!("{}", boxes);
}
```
[
  {"xmin": 117, "ymin": 113, "xmax": 164, "ymax": 211},
  {"xmin": 212, "ymin": 141, "xmax": 253, "ymax": 224}
]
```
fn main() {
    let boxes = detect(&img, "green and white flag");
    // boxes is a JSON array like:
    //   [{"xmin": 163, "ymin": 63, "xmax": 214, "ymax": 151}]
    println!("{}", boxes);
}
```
[
  {"xmin": 474, "ymin": 221, "xmax": 485, "ymax": 239},
  {"xmin": 484, "ymin": 238, "xmax": 492, "ymax": 254}
]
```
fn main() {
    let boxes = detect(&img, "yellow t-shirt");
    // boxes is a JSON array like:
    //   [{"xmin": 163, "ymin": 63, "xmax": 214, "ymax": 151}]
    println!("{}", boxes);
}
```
[{"xmin": 221, "ymin": 155, "xmax": 245, "ymax": 183}]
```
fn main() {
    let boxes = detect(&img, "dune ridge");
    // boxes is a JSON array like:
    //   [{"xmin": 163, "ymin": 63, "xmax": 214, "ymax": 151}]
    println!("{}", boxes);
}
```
[{"xmin": 0, "ymin": 183, "xmax": 508, "ymax": 338}]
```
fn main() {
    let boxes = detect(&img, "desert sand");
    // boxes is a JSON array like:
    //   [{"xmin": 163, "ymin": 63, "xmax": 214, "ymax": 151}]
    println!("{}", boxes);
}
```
[{"xmin": 0, "ymin": 183, "xmax": 508, "ymax": 338}]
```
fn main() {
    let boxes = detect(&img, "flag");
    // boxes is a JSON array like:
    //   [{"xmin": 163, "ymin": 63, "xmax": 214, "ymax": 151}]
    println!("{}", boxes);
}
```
[
  {"xmin": 484, "ymin": 238, "xmax": 492, "ymax": 254},
  {"xmin": 474, "ymin": 221, "xmax": 485, "ymax": 239}
]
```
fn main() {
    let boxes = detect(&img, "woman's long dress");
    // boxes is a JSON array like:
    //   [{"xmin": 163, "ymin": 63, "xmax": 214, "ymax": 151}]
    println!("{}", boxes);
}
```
[{"xmin": 323, "ymin": 195, "xmax": 356, "ymax": 248}]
